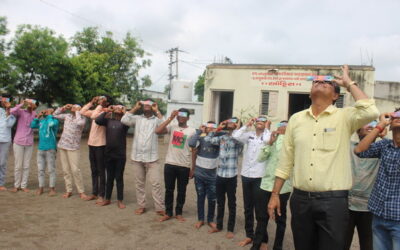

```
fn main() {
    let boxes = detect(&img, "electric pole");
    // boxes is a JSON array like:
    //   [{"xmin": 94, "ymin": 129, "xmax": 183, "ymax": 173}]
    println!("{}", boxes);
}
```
[{"xmin": 166, "ymin": 47, "xmax": 186, "ymax": 99}]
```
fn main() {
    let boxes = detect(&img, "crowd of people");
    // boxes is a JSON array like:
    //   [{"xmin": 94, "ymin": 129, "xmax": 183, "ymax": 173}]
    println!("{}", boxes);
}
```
[{"xmin": 0, "ymin": 64, "xmax": 399, "ymax": 250}]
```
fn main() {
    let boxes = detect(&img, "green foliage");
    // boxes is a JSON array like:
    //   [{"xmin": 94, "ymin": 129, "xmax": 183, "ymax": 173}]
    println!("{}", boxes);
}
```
[
  {"xmin": 194, "ymin": 71, "xmax": 205, "ymax": 102},
  {"xmin": 0, "ymin": 18, "xmax": 152, "ymax": 106},
  {"xmin": 7, "ymin": 24, "xmax": 75, "ymax": 104},
  {"xmin": 71, "ymin": 27, "xmax": 152, "ymax": 103}
]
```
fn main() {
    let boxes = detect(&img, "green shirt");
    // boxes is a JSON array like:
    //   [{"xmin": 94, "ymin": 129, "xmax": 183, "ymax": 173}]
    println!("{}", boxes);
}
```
[{"xmin": 259, "ymin": 135, "xmax": 292, "ymax": 193}]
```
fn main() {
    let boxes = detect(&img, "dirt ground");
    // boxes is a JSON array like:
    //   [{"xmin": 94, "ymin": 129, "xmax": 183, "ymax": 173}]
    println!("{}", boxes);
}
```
[{"xmin": 0, "ymin": 137, "xmax": 360, "ymax": 250}]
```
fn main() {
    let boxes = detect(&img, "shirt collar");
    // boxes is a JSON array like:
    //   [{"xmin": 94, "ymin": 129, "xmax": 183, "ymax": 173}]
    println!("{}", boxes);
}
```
[
  {"xmin": 141, "ymin": 114, "xmax": 156, "ymax": 119},
  {"xmin": 306, "ymin": 104, "xmax": 337, "ymax": 118}
]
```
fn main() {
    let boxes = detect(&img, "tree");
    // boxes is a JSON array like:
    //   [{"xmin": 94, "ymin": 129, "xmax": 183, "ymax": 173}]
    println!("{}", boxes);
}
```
[
  {"xmin": 71, "ymin": 27, "xmax": 152, "ymax": 102},
  {"xmin": 0, "ymin": 16, "xmax": 18, "ymax": 93},
  {"xmin": 194, "ymin": 71, "xmax": 205, "ymax": 102},
  {"xmin": 8, "ymin": 24, "xmax": 76, "ymax": 104}
]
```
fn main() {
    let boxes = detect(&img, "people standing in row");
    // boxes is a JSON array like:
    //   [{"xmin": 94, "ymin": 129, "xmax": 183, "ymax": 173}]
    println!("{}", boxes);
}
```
[
  {"xmin": 54, "ymin": 104, "xmax": 89, "ymax": 200},
  {"xmin": 206, "ymin": 118, "xmax": 243, "ymax": 239},
  {"xmin": 10, "ymin": 99, "xmax": 37, "ymax": 193},
  {"xmin": 252, "ymin": 121, "xmax": 291, "ymax": 250},
  {"xmin": 355, "ymin": 110, "xmax": 400, "ymax": 250},
  {"xmin": 232, "ymin": 116, "xmax": 271, "ymax": 247},
  {"xmin": 0, "ymin": 98, "xmax": 16, "ymax": 191},
  {"xmin": 268, "ymin": 65, "xmax": 379, "ymax": 250},
  {"xmin": 156, "ymin": 109, "xmax": 196, "ymax": 222},
  {"xmin": 189, "ymin": 121, "xmax": 219, "ymax": 230},
  {"xmin": 30, "ymin": 108, "xmax": 59, "ymax": 196},
  {"xmin": 95, "ymin": 105, "xmax": 129, "ymax": 209},
  {"xmin": 81, "ymin": 96, "xmax": 111, "ymax": 204},
  {"xmin": 121, "ymin": 99, "xmax": 166, "ymax": 215}
]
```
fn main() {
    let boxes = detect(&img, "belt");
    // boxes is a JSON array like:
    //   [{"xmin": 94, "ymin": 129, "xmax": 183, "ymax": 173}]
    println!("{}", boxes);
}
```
[{"xmin": 293, "ymin": 188, "xmax": 348, "ymax": 198}]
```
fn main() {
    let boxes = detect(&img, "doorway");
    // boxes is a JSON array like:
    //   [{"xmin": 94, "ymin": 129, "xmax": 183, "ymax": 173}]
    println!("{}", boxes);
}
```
[
  {"xmin": 288, "ymin": 93, "xmax": 311, "ymax": 118},
  {"xmin": 211, "ymin": 91, "xmax": 234, "ymax": 123}
]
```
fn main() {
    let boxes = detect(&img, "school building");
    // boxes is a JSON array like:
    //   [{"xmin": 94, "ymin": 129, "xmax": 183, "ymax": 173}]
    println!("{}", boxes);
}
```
[{"xmin": 202, "ymin": 64, "xmax": 376, "ymax": 124}]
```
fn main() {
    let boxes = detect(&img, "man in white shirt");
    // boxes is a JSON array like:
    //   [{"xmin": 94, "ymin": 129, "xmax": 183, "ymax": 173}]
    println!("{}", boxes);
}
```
[
  {"xmin": 232, "ymin": 116, "xmax": 271, "ymax": 246},
  {"xmin": 121, "ymin": 99, "xmax": 165, "ymax": 215}
]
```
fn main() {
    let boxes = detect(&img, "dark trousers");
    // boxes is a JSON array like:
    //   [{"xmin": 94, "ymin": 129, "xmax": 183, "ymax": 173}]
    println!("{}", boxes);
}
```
[
  {"xmin": 216, "ymin": 176, "xmax": 237, "ymax": 232},
  {"xmin": 242, "ymin": 176, "xmax": 262, "ymax": 239},
  {"xmin": 251, "ymin": 189, "xmax": 290, "ymax": 250},
  {"xmin": 164, "ymin": 164, "xmax": 190, "ymax": 217},
  {"xmin": 89, "ymin": 146, "xmax": 106, "ymax": 197},
  {"xmin": 290, "ymin": 188, "xmax": 349, "ymax": 250},
  {"xmin": 105, "ymin": 157, "xmax": 125, "ymax": 201},
  {"xmin": 344, "ymin": 210, "xmax": 373, "ymax": 250},
  {"xmin": 194, "ymin": 172, "xmax": 216, "ymax": 223}
]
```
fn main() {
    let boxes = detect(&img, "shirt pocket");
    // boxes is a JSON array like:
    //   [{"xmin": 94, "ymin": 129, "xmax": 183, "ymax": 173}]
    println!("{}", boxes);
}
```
[{"xmin": 322, "ymin": 130, "xmax": 338, "ymax": 151}]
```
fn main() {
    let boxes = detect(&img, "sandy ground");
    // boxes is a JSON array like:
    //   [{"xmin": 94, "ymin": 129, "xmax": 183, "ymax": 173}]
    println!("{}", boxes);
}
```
[{"xmin": 0, "ymin": 137, "xmax": 360, "ymax": 250}]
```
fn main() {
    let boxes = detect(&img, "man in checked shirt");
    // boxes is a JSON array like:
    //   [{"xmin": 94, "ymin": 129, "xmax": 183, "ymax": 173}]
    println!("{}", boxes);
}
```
[
  {"xmin": 355, "ymin": 110, "xmax": 400, "ymax": 250},
  {"xmin": 206, "ymin": 117, "xmax": 243, "ymax": 239}
]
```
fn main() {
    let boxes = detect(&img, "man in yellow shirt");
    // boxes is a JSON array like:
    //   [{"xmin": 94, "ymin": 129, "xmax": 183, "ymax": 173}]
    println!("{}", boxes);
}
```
[{"xmin": 267, "ymin": 65, "xmax": 379, "ymax": 250}]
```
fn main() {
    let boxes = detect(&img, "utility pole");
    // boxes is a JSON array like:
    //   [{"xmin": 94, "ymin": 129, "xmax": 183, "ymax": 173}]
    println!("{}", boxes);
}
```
[{"xmin": 165, "ymin": 47, "xmax": 186, "ymax": 99}]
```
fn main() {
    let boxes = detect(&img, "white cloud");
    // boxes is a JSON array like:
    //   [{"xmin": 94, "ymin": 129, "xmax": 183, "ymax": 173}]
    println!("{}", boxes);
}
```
[{"xmin": 1, "ymin": 0, "xmax": 399, "ymax": 90}]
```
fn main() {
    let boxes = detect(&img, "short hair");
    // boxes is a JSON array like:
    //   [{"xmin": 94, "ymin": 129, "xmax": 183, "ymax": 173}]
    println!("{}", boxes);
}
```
[
  {"xmin": 207, "ymin": 121, "xmax": 215, "ymax": 124},
  {"xmin": 395, "ymin": 107, "xmax": 400, "ymax": 112},
  {"xmin": 178, "ymin": 108, "xmax": 190, "ymax": 117},
  {"xmin": 280, "ymin": 120, "xmax": 288, "ymax": 123},
  {"xmin": 103, "ymin": 95, "xmax": 114, "ymax": 106}
]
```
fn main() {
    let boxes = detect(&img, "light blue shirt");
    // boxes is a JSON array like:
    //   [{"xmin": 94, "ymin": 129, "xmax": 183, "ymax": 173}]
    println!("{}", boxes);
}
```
[{"xmin": 0, "ymin": 108, "xmax": 16, "ymax": 143}]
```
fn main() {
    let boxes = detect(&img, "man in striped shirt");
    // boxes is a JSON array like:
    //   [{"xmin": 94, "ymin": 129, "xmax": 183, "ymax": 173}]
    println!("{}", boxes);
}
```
[{"xmin": 121, "ymin": 99, "xmax": 165, "ymax": 215}]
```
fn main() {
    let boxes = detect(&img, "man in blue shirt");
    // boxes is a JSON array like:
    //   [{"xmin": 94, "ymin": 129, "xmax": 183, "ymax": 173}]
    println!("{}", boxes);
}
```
[
  {"xmin": 355, "ymin": 109, "xmax": 400, "ymax": 250},
  {"xmin": 0, "ymin": 98, "xmax": 16, "ymax": 191},
  {"xmin": 189, "ymin": 121, "xmax": 220, "ymax": 230},
  {"xmin": 31, "ymin": 108, "xmax": 59, "ymax": 196}
]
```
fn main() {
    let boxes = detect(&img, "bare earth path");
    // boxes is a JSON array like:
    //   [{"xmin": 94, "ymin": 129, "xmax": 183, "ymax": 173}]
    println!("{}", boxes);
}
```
[{"xmin": 0, "ymin": 137, "xmax": 360, "ymax": 250}]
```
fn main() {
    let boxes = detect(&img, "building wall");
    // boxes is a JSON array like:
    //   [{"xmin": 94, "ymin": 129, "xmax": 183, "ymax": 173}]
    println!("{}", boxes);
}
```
[
  {"xmin": 203, "ymin": 64, "xmax": 375, "ymax": 124},
  {"xmin": 375, "ymin": 81, "xmax": 400, "ymax": 103}
]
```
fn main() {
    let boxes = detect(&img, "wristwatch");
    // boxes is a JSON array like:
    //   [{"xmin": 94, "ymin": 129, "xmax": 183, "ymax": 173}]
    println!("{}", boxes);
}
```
[{"xmin": 347, "ymin": 81, "xmax": 358, "ymax": 92}]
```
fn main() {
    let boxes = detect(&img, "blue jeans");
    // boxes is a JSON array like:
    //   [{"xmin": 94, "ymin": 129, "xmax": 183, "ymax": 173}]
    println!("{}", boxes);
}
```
[
  {"xmin": 373, "ymin": 215, "xmax": 400, "ymax": 250},
  {"xmin": 194, "ymin": 166, "xmax": 216, "ymax": 223},
  {"xmin": 0, "ymin": 142, "xmax": 11, "ymax": 186}
]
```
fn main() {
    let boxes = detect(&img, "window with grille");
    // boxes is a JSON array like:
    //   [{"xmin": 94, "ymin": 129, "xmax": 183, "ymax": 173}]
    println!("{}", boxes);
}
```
[
  {"xmin": 260, "ymin": 91, "xmax": 269, "ymax": 115},
  {"xmin": 336, "ymin": 95, "xmax": 344, "ymax": 108}
]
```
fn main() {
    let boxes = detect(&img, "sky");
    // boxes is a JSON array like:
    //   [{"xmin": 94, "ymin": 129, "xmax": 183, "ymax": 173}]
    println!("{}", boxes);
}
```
[{"xmin": 1, "ymin": 0, "xmax": 400, "ymax": 92}]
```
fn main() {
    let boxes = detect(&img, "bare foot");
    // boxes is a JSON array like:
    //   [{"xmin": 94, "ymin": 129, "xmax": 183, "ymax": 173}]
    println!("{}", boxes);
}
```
[
  {"xmin": 208, "ymin": 227, "xmax": 221, "ymax": 234},
  {"xmin": 260, "ymin": 242, "xmax": 268, "ymax": 250},
  {"xmin": 36, "ymin": 188, "xmax": 44, "ymax": 195},
  {"xmin": 135, "ymin": 207, "xmax": 146, "ymax": 215},
  {"xmin": 95, "ymin": 197, "xmax": 104, "ymax": 205},
  {"xmin": 98, "ymin": 200, "xmax": 111, "ymax": 206},
  {"xmin": 48, "ymin": 188, "xmax": 56, "ymax": 197},
  {"xmin": 117, "ymin": 201, "xmax": 126, "ymax": 209},
  {"xmin": 194, "ymin": 221, "xmax": 204, "ymax": 229},
  {"xmin": 79, "ymin": 193, "xmax": 91, "ymax": 200},
  {"xmin": 62, "ymin": 192, "xmax": 72, "ymax": 198},
  {"xmin": 9, "ymin": 187, "xmax": 18, "ymax": 193},
  {"xmin": 176, "ymin": 215, "xmax": 186, "ymax": 222},
  {"xmin": 0, "ymin": 186, "xmax": 7, "ymax": 191},
  {"xmin": 159, "ymin": 215, "xmax": 172, "ymax": 222},
  {"xmin": 21, "ymin": 188, "xmax": 30, "ymax": 193},
  {"xmin": 156, "ymin": 210, "xmax": 166, "ymax": 216},
  {"xmin": 208, "ymin": 222, "xmax": 217, "ymax": 229},
  {"xmin": 238, "ymin": 238, "xmax": 253, "ymax": 247},
  {"xmin": 85, "ymin": 195, "xmax": 97, "ymax": 201},
  {"xmin": 226, "ymin": 232, "xmax": 235, "ymax": 239}
]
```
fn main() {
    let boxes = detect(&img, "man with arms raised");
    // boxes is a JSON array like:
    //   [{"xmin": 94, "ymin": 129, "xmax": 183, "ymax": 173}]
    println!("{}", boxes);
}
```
[
  {"xmin": 121, "ymin": 99, "xmax": 165, "ymax": 215},
  {"xmin": 156, "ymin": 108, "xmax": 196, "ymax": 222},
  {"xmin": 268, "ymin": 65, "xmax": 379, "ymax": 250}
]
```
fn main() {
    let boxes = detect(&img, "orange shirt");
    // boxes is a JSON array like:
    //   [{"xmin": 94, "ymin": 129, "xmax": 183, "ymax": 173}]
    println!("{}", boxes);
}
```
[{"xmin": 80, "ymin": 104, "xmax": 106, "ymax": 146}]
